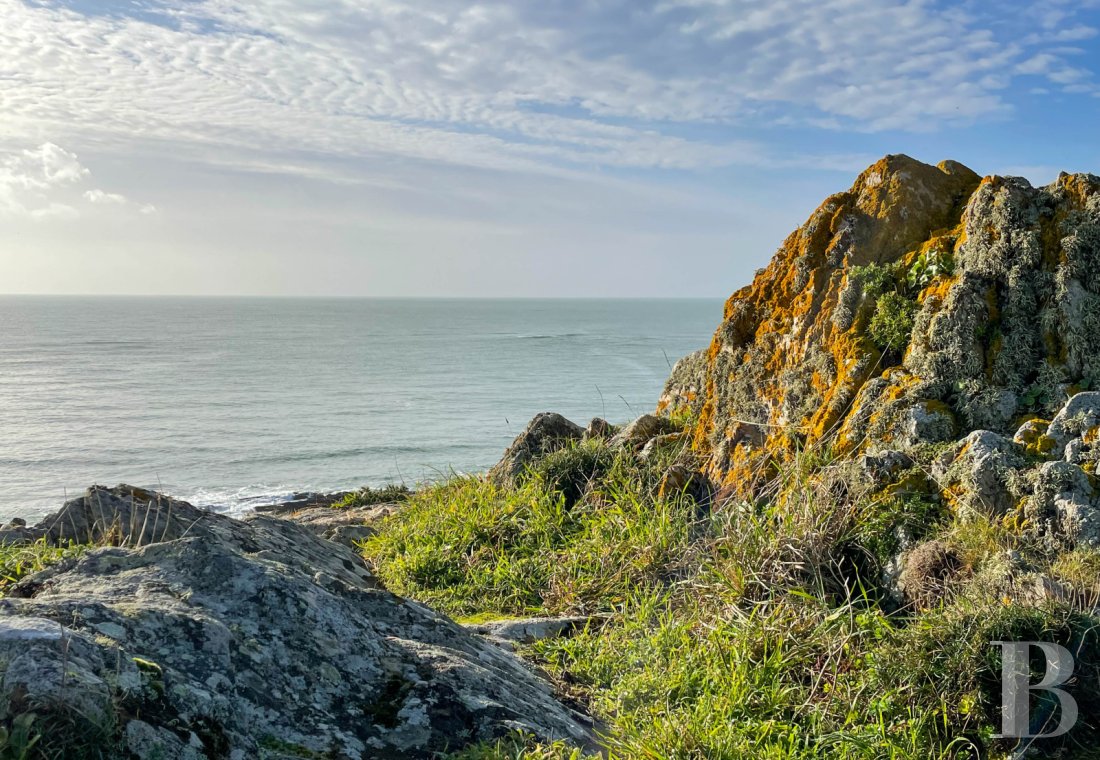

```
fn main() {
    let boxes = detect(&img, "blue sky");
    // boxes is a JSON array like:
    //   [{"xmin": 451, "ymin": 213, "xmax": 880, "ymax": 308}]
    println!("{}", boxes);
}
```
[{"xmin": 1, "ymin": 0, "xmax": 1098, "ymax": 296}]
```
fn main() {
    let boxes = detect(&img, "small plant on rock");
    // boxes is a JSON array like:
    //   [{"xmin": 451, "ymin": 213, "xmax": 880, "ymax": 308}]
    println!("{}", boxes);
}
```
[{"xmin": 869, "ymin": 291, "xmax": 918, "ymax": 353}]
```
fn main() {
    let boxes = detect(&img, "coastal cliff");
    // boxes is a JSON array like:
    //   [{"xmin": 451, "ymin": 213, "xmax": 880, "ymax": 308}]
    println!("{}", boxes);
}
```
[{"xmin": 4, "ymin": 156, "xmax": 1100, "ymax": 759}]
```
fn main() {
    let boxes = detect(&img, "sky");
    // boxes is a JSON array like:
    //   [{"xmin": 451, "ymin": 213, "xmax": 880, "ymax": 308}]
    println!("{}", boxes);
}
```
[{"xmin": 1, "ymin": 0, "xmax": 1099, "ymax": 297}]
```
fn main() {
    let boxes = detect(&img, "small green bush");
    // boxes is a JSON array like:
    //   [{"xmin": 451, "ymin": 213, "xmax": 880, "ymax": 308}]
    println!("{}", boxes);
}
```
[
  {"xmin": 907, "ymin": 247, "xmax": 954, "ymax": 290},
  {"xmin": 850, "ymin": 262, "xmax": 895, "ymax": 300},
  {"xmin": 869, "ymin": 292, "xmax": 917, "ymax": 353}
]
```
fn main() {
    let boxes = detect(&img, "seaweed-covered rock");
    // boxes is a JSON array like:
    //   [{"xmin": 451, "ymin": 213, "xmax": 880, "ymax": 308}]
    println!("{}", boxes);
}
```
[
  {"xmin": 0, "ymin": 486, "xmax": 596, "ymax": 759},
  {"xmin": 667, "ymin": 154, "xmax": 1100, "ymax": 494}
]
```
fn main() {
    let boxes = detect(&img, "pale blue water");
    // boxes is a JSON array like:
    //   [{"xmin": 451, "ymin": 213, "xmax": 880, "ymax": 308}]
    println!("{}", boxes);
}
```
[{"xmin": 0, "ymin": 297, "xmax": 719, "ymax": 521}]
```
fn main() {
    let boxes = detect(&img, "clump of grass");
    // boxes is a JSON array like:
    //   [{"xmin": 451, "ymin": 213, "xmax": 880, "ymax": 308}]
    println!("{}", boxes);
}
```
[
  {"xmin": 0, "ymin": 538, "xmax": 90, "ymax": 595},
  {"xmin": 521, "ymin": 439, "xmax": 615, "ymax": 509},
  {"xmin": 332, "ymin": 483, "xmax": 411, "ymax": 509},
  {"xmin": 361, "ymin": 440, "xmax": 701, "ymax": 617}
]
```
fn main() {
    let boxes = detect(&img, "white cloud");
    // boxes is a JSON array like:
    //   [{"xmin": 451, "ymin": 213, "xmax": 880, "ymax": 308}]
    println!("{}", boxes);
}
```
[
  {"xmin": 0, "ymin": 141, "xmax": 154, "ymax": 219},
  {"xmin": 0, "ymin": 142, "xmax": 86, "ymax": 218},
  {"xmin": 0, "ymin": 0, "xmax": 1097, "ymax": 180},
  {"xmin": 83, "ymin": 188, "xmax": 128, "ymax": 204}
]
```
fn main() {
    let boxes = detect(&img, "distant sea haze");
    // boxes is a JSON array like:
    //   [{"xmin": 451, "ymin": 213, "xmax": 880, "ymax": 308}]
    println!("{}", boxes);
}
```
[{"xmin": 0, "ymin": 297, "xmax": 721, "ymax": 521}]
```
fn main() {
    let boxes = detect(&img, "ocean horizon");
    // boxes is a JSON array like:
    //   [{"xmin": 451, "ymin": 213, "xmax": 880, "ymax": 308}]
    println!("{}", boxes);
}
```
[{"xmin": 0, "ymin": 296, "xmax": 721, "ymax": 521}]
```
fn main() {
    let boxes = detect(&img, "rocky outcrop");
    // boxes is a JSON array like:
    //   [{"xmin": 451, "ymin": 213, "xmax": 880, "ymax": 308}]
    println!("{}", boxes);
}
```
[
  {"xmin": 0, "ymin": 486, "xmax": 596, "ymax": 759},
  {"xmin": 662, "ymin": 155, "xmax": 1100, "ymax": 498},
  {"xmin": 490, "ymin": 413, "xmax": 585, "ymax": 483}
]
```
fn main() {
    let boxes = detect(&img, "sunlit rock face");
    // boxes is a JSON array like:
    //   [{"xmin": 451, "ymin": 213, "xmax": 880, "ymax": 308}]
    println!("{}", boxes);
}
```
[{"xmin": 661, "ymin": 154, "xmax": 1100, "ymax": 496}]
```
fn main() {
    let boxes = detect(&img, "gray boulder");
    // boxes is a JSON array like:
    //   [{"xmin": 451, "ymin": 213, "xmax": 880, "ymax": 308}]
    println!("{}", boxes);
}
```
[
  {"xmin": 0, "ymin": 486, "xmax": 596, "ymax": 759},
  {"xmin": 1046, "ymin": 392, "xmax": 1100, "ymax": 452},
  {"xmin": 610, "ymin": 414, "xmax": 678, "ymax": 451},
  {"xmin": 490, "ymin": 413, "xmax": 584, "ymax": 483},
  {"xmin": 933, "ymin": 430, "xmax": 1025, "ymax": 517}
]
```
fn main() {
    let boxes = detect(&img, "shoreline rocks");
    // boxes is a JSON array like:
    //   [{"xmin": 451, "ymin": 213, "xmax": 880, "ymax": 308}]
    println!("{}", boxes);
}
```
[{"xmin": 0, "ymin": 486, "xmax": 597, "ymax": 759}]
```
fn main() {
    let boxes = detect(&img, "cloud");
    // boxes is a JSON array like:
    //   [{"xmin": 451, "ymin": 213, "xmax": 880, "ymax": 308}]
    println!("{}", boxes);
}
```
[
  {"xmin": 0, "ymin": 141, "xmax": 153, "ymax": 219},
  {"xmin": 0, "ymin": 0, "xmax": 1097, "ymax": 180},
  {"xmin": 0, "ymin": 142, "xmax": 86, "ymax": 218},
  {"xmin": 83, "ymin": 188, "xmax": 128, "ymax": 204}
]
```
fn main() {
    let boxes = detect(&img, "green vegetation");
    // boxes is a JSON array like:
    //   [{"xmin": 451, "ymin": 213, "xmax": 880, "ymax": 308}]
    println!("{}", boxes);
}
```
[
  {"xmin": 331, "ymin": 483, "xmax": 411, "ymax": 509},
  {"xmin": 0, "ymin": 713, "xmax": 38, "ymax": 760},
  {"xmin": 362, "ymin": 440, "xmax": 695, "ymax": 618},
  {"xmin": 0, "ymin": 539, "xmax": 89, "ymax": 595},
  {"xmin": 850, "ymin": 262, "xmax": 894, "ymax": 300},
  {"xmin": 869, "ymin": 291, "xmax": 918, "ymax": 353},
  {"xmin": 449, "ymin": 734, "xmax": 597, "ymax": 760},
  {"xmin": 907, "ymin": 248, "xmax": 954, "ymax": 291},
  {"xmin": 363, "ymin": 439, "xmax": 1100, "ymax": 759}
]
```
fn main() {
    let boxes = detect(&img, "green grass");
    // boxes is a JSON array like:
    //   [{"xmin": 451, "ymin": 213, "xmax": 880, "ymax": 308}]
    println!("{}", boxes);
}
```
[
  {"xmin": 0, "ymin": 538, "xmax": 90, "ymax": 595},
  {"xmin": 364, "ymin": 440, "xmax": 1100, "ymax": 760},
  {"xmin": 331, "ymin": 483, "xmax": 412, "ymax": 509},
  {"xmin": 362, "ymin": 441, "xmax": 698, "ymax": 618}
]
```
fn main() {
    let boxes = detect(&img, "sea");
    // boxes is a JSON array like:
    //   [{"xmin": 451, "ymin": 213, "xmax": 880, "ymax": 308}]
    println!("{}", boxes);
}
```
[{"xmin": 0, "ymin": 297, "xmax": 721, "ymax": 522}]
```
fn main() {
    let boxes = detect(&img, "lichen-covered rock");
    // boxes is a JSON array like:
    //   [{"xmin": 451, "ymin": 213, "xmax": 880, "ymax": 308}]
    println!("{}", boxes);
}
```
[
  {"xmin": 464, "ymin": 616, "xmax": 600, "ymax": 650},
  {"xmin": 1025, "ymin": 461, "xmax": 1100, "ymax": 548},
  {"xmin": 933, "ymin": 430, "xmax": 1026, "ymax": 517},
  {"xmin": 609, "ymin": 414, "xmax": 678, "ymax": 450},
  {"xmin": 859, "ymin": 450, "xmax": 914, "ymax": 489},
  {"xmin": 264, "ymin": 502, "xmax": 399, "ymax": 548},
  {"xmin": 582, "ymin": 417, "xmax": 615, "ymax": 440},
  {"xmin": 490, "ymin": 413, "xmax": 585, "ymax": 483},
  {"xmin": 657, "ymin": 348, "xmax": 707, "ymax": 422},
  {"xmin": 668, "ymin": 154, "xmax": 1100, "ymax": 494},
  {"xmin": 0, "ymin": 486, "xmax": 596, "ymax": 759},
  {"xmin": 1045, "ymin": 391, "xmax": 1100, "ymax": 453}
]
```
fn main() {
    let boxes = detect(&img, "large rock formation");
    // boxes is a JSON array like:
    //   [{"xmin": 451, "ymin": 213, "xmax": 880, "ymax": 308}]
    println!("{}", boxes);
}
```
[
  {"xmin": 662, "ymin": 155, "xmax": 1100, "ymax": 502},
  {"xmin": 0, "ymin": 486, "xmax": 596, "ymax": 759}
]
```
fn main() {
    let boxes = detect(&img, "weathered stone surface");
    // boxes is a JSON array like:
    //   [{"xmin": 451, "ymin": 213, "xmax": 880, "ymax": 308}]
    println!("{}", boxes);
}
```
[
  {"xmin": 1046, "ymin": 392, "xmax": 1100, "ymax": 452},
  {"xmin": 657, "ymin": 464, "xmax": 711, "ymax": 505},
  {"xmin": 490, "ymin": 413, "xmax": 585, "ymax": 483},
  {"xmin": 609, "ymin": 414, "xmax": 678, "ymax": 451},
  {"xmin": 1026, "ymin": 461, "xmax": 1100, "ymax": 548},
  {"xmin": 664, "ymin": 155, "xmax": 1100, "ymax": 494},
  {"xmin": 465, "ymin": 616, "xmax": 599, "ymax": 649},
  {"xmin": 859, "ymin": 450, "xmax": 914, "ymax": 489},
  {"xmin": 639, "ymin": 432, "xmax": 688, "ymax": 461},
  {"xmin": 0, "ymin": 486, "xmax": 596, "ymax": 759},
  {"xmin": 274, "ymin": 503, "xmax": 400, "ymax": 548},
  {"xmin": 933, "ymin": 431, "xmax": 1025, "ymax": 517},
  {"xmin": 657, "ymin": 349, "xmax": 707, "ymax": 421},
  {"xmin": 582, "ymin": 417, "xmax": 615, "ymax": 441}
]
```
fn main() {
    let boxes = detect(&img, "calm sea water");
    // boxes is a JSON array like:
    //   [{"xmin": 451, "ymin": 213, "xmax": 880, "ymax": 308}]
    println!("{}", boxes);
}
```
[{"xmin": 0, "ymin": 297, "xmax": 719, "ymax": 521}]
